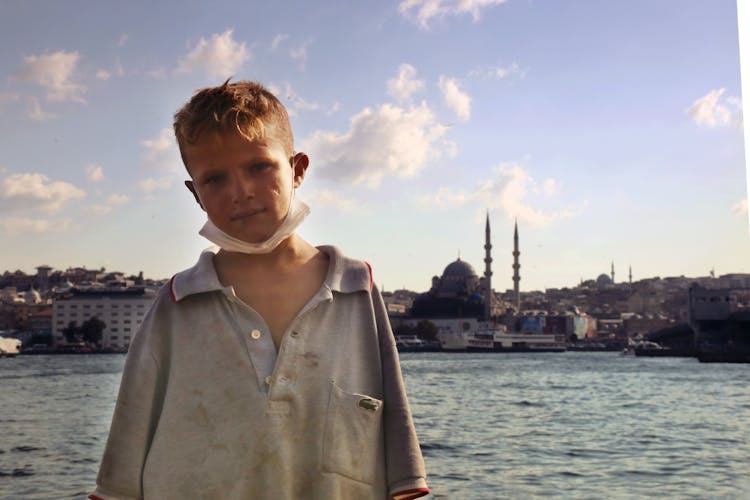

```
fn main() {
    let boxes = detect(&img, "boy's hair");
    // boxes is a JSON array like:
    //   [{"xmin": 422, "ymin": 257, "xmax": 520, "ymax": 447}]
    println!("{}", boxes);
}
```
[{"xmin": 173, "ymin": 79, "xmax": 294, "ymax": 168}]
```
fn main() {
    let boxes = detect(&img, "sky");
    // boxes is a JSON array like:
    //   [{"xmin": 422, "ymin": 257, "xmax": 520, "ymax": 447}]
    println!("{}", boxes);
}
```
[{"xmin": 1, "ymin": 0, "xmax": 748, "ymax": 293}]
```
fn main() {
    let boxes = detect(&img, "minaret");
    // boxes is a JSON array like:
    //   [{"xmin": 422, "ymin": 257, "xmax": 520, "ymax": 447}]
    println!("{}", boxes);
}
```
[
  {"xmin": 512, "ymin": 219, "xmax": 521, "ymax": 311},
  {"xmin": 483, "ymin": 212, "xmax": 493, "ymax": 321},
  {"xmin": 611, "ymin": 261, "xmax": 615, "ymax": 284},
  {"xmin": 629, "ymin": 265, "xmax": 632, "ymax": 285}
]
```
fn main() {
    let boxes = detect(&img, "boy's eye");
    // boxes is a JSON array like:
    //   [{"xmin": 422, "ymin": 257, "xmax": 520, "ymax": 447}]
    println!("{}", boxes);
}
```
[
  {"xmin": 203, "ymin": 175, "xmax": 224, "ymax": 185},
  {"xmin": 249, "ymin": 162, "xmax": 271, "ymax": 173}
]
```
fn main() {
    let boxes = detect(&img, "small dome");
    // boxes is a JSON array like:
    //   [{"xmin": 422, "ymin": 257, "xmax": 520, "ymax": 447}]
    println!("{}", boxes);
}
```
[
  {"xmin": 442, "ymin": 258, "xmax": 477, "ymax": 279},
  {"xmin": 25, "ymin": 288, "xmax": 42, "ymax": 304}
]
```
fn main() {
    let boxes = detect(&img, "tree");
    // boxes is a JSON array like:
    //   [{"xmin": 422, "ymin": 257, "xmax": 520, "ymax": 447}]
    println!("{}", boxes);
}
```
[
  {"xmin": 62, "ymin": 321, "xmax": 81, "ymax": 344},
  {"xmin": 393, "ymin": 323, "xmax": 416, "ymax": 337},
  {"xmin": 81, "ymin": 316, "xmax": 106, "ymax": 346},
  {"xmin": 414, "ymin": 320, "xmax": 438, "ymax": 342}
]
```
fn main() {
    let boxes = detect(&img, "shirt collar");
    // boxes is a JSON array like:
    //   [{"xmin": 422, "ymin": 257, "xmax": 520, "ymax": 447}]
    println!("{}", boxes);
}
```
[{"xmin": 170, "ymin": 245, "xmax": 372, "ymax": 302}]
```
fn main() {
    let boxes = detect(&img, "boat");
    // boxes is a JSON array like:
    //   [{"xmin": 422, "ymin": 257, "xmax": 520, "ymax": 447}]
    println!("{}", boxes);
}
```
[
  {"xmin": 395, "ymin": 335, "xmax": 441, "ymax": 352},
  {"xmin": 633, "ymin": 340, "xmax": 694, "ymax": 357},
  {"xmin": 0, "ymin": 336, "xmax": 22, "ymax": 357}
]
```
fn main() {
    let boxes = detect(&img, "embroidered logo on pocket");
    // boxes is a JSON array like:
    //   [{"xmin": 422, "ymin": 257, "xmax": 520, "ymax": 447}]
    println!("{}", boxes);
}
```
[{"xmin": 358, "ymin": 398, "xmax": 380, "ymax": 411}]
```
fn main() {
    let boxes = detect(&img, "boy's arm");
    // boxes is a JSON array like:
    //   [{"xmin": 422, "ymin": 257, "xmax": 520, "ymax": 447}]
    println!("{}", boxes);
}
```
[
  {"xmin": 372, "ymin": 285, "xmax": 430, "ymax": 500},
  {"xmin": 89, "ymin": 301, "xmax": 167, "ymax": 500}
]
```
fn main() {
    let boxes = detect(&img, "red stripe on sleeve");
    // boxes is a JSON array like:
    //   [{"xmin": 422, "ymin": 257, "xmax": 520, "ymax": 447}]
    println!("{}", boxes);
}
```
[
  {"xmin": 88, "ymin": 495, "xmax": 106, "ymax": 500},
  {"xmin": 391, "ymin": 487, "xmax": 431, "ymax": 500},
  {"xmin": 364, "ymin": 261, "xmax": 373, "ymax": 290}
]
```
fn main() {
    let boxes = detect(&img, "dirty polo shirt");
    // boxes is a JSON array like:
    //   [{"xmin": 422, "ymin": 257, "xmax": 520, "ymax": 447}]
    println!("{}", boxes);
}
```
[{"xmin": 90, "ymin": 245, "xmax": 429, "ymax": 500}]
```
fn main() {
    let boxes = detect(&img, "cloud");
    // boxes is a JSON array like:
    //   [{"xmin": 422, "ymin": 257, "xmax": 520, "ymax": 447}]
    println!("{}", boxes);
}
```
[
  {"xmin": 438, "ymin": 76, "xmax": 471, "ymax": 121},
  {"xmin": 387, "ymin": 64, "xmax": 425, "ymax": 102},
  {"xmin": 16, "ymin": 50, "xmax": 86, "ymax": 103},
  {"xmin": 29, "ymin": 98, "xmax": 60, "ymax": 122},
  {"xmin": 81, "ymin": 193, "xmax": 130, "ymax": 216},
  {"xmin": 327, "ymin": 102, "xmax": 341, "ymax": 115},
  {"xmin": 687, "ymin": 88, "xmax": 742, "ymax": 127},
  {"xmin": 305, "ymin": 189, "xmax": 364, "ymax": 213},
  {"xmin": 417, "ymin": 187, "xmax": 470, "ymax": 207},
  {"xmin": 277, "ymin": 83, "xmax": 320, "ymax": 116},
  {"xmin": 542, "ymin": 178, "xmax": 557, "ymax": 196},
  {"xmin": 289, "ymin": 39, "xmax": 314, "ymax": 68},
  {"xmin": 0, "ymin": 172, "xmax": 85, "ymax": 213},
  {"xmin": 117, "ymin": 33, "xmax": 130, "ymax": 47},
  {"xmin": 399, "ymin": 0, "xmax": 508, "ymax": 29},
  {"xmin": 0, "ymin": 216, "xmax": 73, "ymax": 235},
  {"xmin": 177, "ymin": 28, "xmax": 250, "ymax": 78},
  {"xmin": 470, "ymin": 61, "xmax": 527, "ymax": 80},
  {"xmin": 142, "ymin": 128, "xmax": 181, "ymax": 171},
  {"xmin": 271, "ymin": 33, "xmax": 289, "ymax": 51},
  {"xmin": 107, "ymin": 194, "xmax": 130, "ymax": 204},
  {"xmin": 419, "ymin": 163, "xmax": 574, "ymax": 226},
  {"xmin": 138, "ymin": 176, "xmax": 174, "ymax": 193},
  {"xmin": 301, "ymin": 102, "xmax": 454, "ymax": 188},
  {"xmin": 85, "ymin": 164, "xmax": 104, "ymax": 182},
  {"xmin": 83, "ymin": 204, "xmax": 112, "ymax": 216},
  {"xmin": 96, "ymin": 69, "xmax": 111, "ymax": 81},
  {"xmin": 731, "ymin": 198, "xmax": 748, "ymax": 215}
]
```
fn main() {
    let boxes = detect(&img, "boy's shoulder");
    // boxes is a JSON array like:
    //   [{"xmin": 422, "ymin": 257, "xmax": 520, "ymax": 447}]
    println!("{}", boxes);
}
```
[
  {"xmin": 168, "ymin": 248, "xmax": 224, "ymax": 303},
  {"xmin": 316, "ymin": 245, "xmax": 373, "ymax": 294}
]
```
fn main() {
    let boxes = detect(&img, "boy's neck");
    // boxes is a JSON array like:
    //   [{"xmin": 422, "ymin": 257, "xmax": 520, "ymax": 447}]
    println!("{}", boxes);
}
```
[{"xmin": 214, "ymin": 233, "xmax": 317, "ymax": 272}]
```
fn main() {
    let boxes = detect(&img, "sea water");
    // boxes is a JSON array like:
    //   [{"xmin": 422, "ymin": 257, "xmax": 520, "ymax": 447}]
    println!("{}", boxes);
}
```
[{"xmin": 1, "ymin": 353, "xmax": 748, "ymax": 499}]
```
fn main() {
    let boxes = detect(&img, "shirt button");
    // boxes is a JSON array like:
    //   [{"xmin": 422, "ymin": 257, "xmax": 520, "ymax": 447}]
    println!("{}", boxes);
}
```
[
  {"xmin": 250, "ymin": 329, "xmax": 261, "ymax": 340},
  {"xmin": 264, "ymin": 376, "xmax": 272, "ymax": 385},
  {"xmin": 290, "ymin": 331, "xmax": 299, "ymax": 337}
]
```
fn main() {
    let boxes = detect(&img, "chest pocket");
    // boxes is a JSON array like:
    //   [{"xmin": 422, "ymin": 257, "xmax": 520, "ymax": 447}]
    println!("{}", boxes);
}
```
[{"xmin": 321, "ymin": 381, "xmax": 383, "ymax": 484}]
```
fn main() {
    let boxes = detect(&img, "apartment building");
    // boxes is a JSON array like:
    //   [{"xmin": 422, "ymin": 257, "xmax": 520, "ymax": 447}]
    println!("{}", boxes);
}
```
[{"xmin": 52, "ymin": 286, "xmax": 157, "ymax": 350}]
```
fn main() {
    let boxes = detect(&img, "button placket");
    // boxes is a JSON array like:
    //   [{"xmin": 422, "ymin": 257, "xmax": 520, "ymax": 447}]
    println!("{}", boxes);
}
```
[{"xmin": 223, "ymin": 292, "xmax": 276, "ymax": 393}]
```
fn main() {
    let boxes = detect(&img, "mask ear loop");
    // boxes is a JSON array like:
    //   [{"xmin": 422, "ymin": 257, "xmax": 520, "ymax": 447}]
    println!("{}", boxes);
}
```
[{"xmin": 283, "ymin": 152, "xmax": 298, "ymax": 221}]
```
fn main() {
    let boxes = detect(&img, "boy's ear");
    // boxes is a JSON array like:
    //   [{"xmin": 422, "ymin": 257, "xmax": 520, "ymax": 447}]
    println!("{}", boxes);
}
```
[
  {"xmin": 291, "ymin": 152, "xmax": 309, "ymax": 188},
  {"xmin": 184, "ymin": 180, "xmax": 205, "ymax": 210}
]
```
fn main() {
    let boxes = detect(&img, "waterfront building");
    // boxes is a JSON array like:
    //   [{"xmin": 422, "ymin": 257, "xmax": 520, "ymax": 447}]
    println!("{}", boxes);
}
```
[{"xmin": 52, "ymin": 285, "xmax": 156, "ymax": 350}]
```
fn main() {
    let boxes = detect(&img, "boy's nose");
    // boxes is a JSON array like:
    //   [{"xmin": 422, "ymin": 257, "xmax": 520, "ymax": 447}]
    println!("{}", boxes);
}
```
[{"xmin": 231, "ymin": 177, "xmax": 254, "ymax": 202}]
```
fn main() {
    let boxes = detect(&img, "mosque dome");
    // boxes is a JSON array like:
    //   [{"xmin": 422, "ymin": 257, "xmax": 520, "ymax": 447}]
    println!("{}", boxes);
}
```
[
  {"xmin": 442, "ymin": 258, "xmax": 477, "ymax": 279},
  {"xmin": 596, "ymin": 273, "xmax": 613, "ymax": 288}
]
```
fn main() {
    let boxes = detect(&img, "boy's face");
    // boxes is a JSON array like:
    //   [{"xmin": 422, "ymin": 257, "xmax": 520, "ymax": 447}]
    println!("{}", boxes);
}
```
[{"xmin": 183, "ymin": 126, "xmax": 308, "ymax": 244}]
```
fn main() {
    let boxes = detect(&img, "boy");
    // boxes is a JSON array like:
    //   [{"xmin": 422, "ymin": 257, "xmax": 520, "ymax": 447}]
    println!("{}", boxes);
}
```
[{"xmin": 89, "ymin": 80, "xmax": 430, "ymax": 500}]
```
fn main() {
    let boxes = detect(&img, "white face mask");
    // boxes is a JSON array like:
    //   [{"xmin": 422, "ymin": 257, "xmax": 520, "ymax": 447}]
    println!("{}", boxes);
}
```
[{"xmin": 199, "ymin": 190, "xmax": 310, "ymax": 254}]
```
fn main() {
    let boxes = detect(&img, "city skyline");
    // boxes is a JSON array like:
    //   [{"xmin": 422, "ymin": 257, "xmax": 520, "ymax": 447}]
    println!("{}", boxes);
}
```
[{"xmin": 1, "ymin": 1, "xmax": 749, "ymax": 292}]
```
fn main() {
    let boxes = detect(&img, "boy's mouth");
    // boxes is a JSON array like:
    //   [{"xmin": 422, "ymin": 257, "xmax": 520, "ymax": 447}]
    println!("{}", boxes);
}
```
[{"xmin": 230, "ymin": 208, "xmax": 265, "ymax": 221}]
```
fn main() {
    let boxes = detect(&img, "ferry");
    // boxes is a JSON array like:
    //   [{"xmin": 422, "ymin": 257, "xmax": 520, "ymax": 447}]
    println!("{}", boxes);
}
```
[{"xmin": 433, "ymin": 319, "xmax": 566, "ymax": 352}]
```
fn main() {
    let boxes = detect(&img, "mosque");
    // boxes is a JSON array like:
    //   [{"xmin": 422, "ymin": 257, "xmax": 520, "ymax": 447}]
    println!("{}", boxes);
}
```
[{"xmin": 410, "ymin": 215, "xmax": 521, "ymax": 320}]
